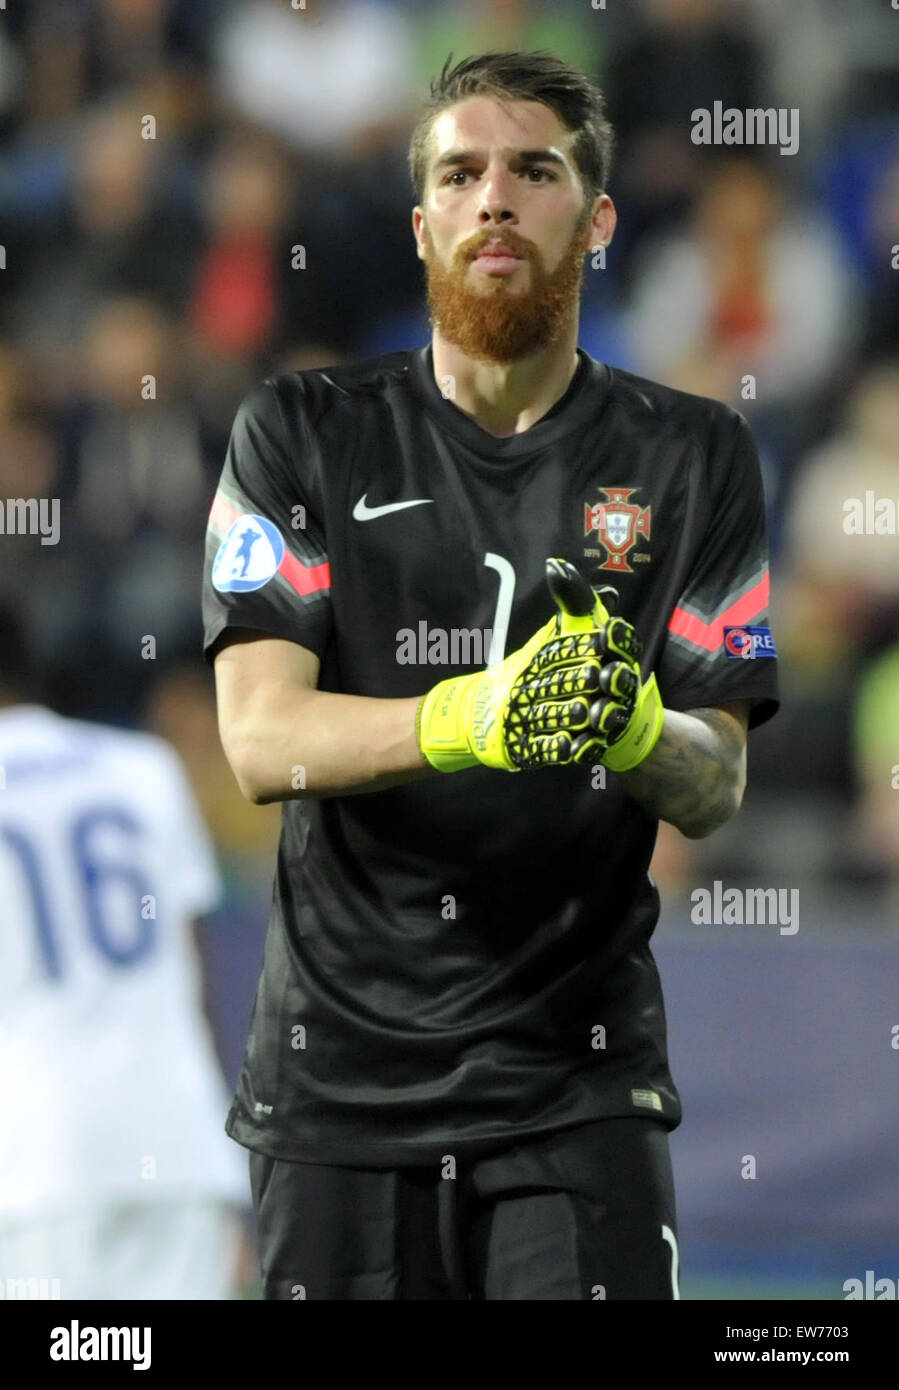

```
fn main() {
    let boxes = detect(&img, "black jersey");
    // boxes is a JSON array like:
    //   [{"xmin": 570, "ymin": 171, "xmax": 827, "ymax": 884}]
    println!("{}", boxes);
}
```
[{"xmin": 202, "ymin": 345, "xmax": 779, "ymax": 1167}]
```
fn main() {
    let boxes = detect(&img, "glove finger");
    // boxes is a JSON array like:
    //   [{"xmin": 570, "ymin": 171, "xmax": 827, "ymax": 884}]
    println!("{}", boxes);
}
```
[
  {"xmin": 579, "ymin": 695, "xmax": 635, "ymax": 753},
  {"xmin": 524, "ymin": 629, "xmax": 604, "ymax": 677},
  {"xmin": 545, "ymin": 559, "xmax": 621, "ymax": 637},
  {"xmin": 529, "ymin": 617, "xmax": 639, "ymax": 670},
  {"xmin": 569, "ymin": 729, "xmax": 609, "ymax": 764},
  {"xmin": 590, "ymin": 584, "xmax": 620, "ymax": 615},
  {"xmin": 545, "ymin": 558, "xmax": 598, "ymax": 618},
  {"xmin": 509, "ymin": 692, "xmax": 636, "ymax": 768},
  {"xmin": 508, "ymin": 729, "xmax": 575, "ymax": 770},
  {"xmin": 523, "ymin": 695, "xmax": 593, "ymax": 735},
  {"xmin": 598, "ymin": 661, "xmax": 640, "ymax": 703},
  {"xmin": 520, "ymin": 658, "xmax": 603, "ymax": 704},
  {"xmin": 598, "ymin": 616, "xmax": 642, "ymax": 664},
  {"xmin": 513, "ymin": 683, "xmax": 636, "ymax": 754},
  {"xmin": 557, "ymin": 602, "xmax": 611, "ymax": 637}
]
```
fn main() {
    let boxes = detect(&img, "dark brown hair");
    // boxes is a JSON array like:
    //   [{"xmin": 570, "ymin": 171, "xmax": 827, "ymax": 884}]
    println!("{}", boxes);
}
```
[{"xmin": 408, "ymin": 51, "xmax": 615, "ymax": 207}]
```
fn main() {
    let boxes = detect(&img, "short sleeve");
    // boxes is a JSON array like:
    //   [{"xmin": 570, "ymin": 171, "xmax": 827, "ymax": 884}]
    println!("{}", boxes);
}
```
[
  {"xmin": 201, "ymin": 377, "xmax": 331, "ymax": 663},
  {"xmin": 655, "ymin": 411, "xmax": 780, "ymax": 730}
]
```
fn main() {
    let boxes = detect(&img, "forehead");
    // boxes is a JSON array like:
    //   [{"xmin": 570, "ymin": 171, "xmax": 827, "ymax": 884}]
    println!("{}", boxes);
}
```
[{"xmin": 427, "ymin": 95, "xmax": 574, "ymax": 165}]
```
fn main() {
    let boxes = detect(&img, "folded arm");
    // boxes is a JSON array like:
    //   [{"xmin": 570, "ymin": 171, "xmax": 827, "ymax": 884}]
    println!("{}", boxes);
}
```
[
  {"xmin": 214, "ymin": 630, "xmax": 750, "ymax": 836},
  {"xmin": 615, "ymin": 701, "xmax": 749, "ymax": 839},
  {"xmin": 213, "ymin": 630, "xmax": 435, "ymax": 803}
]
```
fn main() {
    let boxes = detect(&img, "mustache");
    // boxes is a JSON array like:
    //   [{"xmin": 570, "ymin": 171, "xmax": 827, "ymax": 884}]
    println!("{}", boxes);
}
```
[{"xmin": 452, "ymin": 231, "xmax": 535, "ymax": 264}]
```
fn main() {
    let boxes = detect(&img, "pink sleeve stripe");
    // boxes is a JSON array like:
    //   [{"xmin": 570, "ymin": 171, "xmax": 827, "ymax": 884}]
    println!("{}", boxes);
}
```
[
  {"xmin": 668, "ymin": 573, "xmax": 769, "ymax": 653},
  {"xmin": 208, "ymin": 491, "xmax": 330, "ymax": 597},
  {"xmin": 279, "ymin": 549, "xmax": 331, "ymax": 597},
  {"xmin": 208, "ymin": 491, "xmax": 240, "ymax": 532}
]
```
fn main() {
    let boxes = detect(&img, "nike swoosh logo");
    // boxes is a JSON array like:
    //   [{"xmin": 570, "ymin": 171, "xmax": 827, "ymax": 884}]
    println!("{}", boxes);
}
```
[{"xmin": 353, "ymin": 493, "xmax": 434, "ymax": 521}]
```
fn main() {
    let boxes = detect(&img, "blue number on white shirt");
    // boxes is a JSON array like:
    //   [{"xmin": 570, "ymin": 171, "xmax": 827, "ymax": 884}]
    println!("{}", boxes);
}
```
[
  {"xmin": 72, "ymin": 807, "xmax": 156, "ymax": 967},
  {"xmin": 1, "ymin": 822, "xmax": 61, "ymax": 979},
  {"xmin": 2, "ymin": 806, "xmax": 156, "ymax": 978}
]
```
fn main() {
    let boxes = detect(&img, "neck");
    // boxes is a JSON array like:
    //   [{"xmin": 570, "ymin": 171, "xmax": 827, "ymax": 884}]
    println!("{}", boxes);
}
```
[{"xmin": 430, "ymin": 320, "xmax": 581, "ymax": 438}]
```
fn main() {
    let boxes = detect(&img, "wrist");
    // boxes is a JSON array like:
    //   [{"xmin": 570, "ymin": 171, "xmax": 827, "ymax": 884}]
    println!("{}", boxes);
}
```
[
  {"xmin": 416, "ymin": 674, "xmax": 482, "ymax": 773},
  {"xmin": 602, "ymin": 673, "xmax": 665, "ymax": 772}
]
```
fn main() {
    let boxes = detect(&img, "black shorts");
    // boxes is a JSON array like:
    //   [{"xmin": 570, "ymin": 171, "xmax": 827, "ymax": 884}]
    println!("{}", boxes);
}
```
[{"xmin": 248, "ymin": 1117, "xmax": 679, "ymax": 1300}]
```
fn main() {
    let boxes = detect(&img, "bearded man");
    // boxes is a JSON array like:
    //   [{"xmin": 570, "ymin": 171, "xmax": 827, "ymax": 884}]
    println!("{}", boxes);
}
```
[{"xmin": 202, "ymin": 51, "xmax": 779, "ymax": 1301}]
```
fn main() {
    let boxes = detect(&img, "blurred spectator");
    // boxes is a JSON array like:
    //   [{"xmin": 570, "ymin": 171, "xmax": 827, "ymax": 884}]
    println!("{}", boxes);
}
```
[
  {"xmin": 626, "ymin": 156, "xmax": 858, "ymax": 415},
  {"xmin": 860, "ymin": 139, "xmax": 899, "ymax": 358},
  {"xmin": 0, "ymin": 344, "xmax": 32, "ymax": 424},
  {"xmin": 73, "ymin": 295, "xmax": 206, "ymax": 541},
  {"xmin": 16, "ymin": 295, "xmax": 209, "ymax": 721},
  {"xmin": 214, "ymin": 0, "xmax": 417, "ymax": 156},
  {"xmin": 9, "ymin": 94, "xmax": 200, "ymax": 409},
  {"xmin": 812, "ymin": 121, "xmax": 899, "ymax": 363},
  {"xmin": 189, "ymin": 127, "xmax": 292, "ymax": 361},
  {"xmin": 741, "ymin": 0, "xmax": 850, "ymax": 146},
  {"xmin": 412, "ymin": 0, "xmax": 603, "ymax": 101},
  {"xmin": 603, "ymin": 0, "xmax": 764, "ymax": 278},
  {"xmin": 0, "ymin": 24, "xmax": 24, "ymax": 127},
  {"xmin": 776, "ymin": 359, "xmax": 899, "ymax": 683},
  {"xmin": 184, "ymin": 124, "xmax": 382, "ymax": 367},
  {"xmin": 0, "ymin": 416, "xmax": 61, "ymax": 617},
  {"xmin": 13, "ymin": 0, "xmax": 214, "ymax": 122},
  {"xmin": 72, "ymin": 295, "xmax": 207, "ymax": 663}
]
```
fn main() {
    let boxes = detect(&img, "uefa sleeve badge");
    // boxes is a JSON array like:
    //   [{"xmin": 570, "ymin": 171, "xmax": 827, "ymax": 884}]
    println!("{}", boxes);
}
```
[
  {"xmin": 723, "ymin": 625, "xmax": 777, "ymax": 659},
  {"xmin": 212, "ymin": 514, "xmax": 285, "ymax": 593}
]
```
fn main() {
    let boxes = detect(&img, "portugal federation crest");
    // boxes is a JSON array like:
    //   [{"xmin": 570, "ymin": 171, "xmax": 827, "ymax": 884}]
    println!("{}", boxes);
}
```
[{"xmin": 584, "ymin": 487, "xmax": 651, "ymax": 572}]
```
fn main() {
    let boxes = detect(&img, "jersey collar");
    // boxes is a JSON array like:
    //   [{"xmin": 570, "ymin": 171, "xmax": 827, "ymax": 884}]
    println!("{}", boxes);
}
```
[{"xmin": 407, "ymin": 344, "xmax": 610, "ymax": 460}]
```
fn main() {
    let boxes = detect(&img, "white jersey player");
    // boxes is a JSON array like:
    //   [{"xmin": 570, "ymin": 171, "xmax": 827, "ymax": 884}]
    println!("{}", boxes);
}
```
[{"xmin": 0, "ymin": 631, "xmax": 248, "ymax": 1300}]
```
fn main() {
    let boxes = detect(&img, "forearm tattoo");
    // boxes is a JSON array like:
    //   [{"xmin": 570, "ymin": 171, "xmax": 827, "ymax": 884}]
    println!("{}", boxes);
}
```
[{"xmin": 616, "ymin": 706, "xmax": 747, "ymax": 838}]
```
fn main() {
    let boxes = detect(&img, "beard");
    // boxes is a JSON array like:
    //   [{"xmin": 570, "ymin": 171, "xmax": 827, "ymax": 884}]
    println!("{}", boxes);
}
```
[{"xmin": 420, "ymin": 210, "xmax": 591, "ymax": 364}]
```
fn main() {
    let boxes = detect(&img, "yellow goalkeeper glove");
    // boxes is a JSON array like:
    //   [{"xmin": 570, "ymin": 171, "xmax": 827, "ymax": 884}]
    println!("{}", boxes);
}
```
[{"xmin": 416, "ymin": 558, "xmax": 664, "ymax": 772}]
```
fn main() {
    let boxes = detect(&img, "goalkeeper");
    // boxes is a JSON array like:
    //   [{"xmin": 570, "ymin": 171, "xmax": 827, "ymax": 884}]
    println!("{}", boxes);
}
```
[{"xmin": 203, "ymin": 50, "xmax": 779, "ymax": 1301}]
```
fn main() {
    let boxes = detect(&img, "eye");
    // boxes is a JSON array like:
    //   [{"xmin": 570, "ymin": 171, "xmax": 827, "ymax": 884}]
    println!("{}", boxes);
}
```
[
  {"xmin": 524, "ymin": 167, "xmax": 555, "ymax": 182},
  {"xmin": 445, "ymin": 170, "xmax": 472, "ymax": 186}
]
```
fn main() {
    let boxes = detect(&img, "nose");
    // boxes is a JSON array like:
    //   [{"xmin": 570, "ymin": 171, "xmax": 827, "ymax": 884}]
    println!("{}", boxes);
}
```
[{"xmin": 477, "ymin": 164, "xmax": 518, "ymax": 225}]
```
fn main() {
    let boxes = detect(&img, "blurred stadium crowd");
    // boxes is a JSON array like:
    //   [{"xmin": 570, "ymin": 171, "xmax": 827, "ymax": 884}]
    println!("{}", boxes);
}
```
[{"xmin": 0, "ymin": 0, "xmax": 897, "ymax": 927}]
